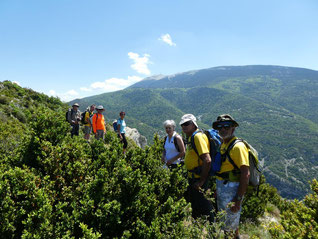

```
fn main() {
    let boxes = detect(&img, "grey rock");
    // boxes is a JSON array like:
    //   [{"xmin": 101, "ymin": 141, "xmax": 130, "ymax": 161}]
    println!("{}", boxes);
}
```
[{"xmin": 125, "ymin": 127, "xmax": 147, "ymax": 149}]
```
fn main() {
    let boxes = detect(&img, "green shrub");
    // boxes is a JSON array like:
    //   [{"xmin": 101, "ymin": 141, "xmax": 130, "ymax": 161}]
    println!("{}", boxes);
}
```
[
  {"xmin": 269, "ymin": 179, "xmax": 318, "ymax": 238},
  {"xmin": 1, "ymin": 107, "xmax": 225, "ymax": 238},
  {"xmin": 0, "ymin": 95, "xmax": 9, "ymax": 105}
]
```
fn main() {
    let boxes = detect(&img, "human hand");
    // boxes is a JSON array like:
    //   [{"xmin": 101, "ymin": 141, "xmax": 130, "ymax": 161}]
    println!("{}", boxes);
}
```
[
  {"xmin": 166, "ymin": 160, "xmax": 173, "ymax": 166},
  {"xmin": 193, "ymin": 181, "xmax": 204, "ymax": 191},
  {"xmin": 230, "ymin": 200, "xmax": 241, "ymax": 213}
]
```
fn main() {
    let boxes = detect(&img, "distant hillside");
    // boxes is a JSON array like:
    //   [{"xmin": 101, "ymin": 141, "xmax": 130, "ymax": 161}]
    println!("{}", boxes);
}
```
[
  {"xmin": 130, "ymin": 65, "xmax": 318, "ymax": 125},
  {"xmin": 71, "ymin": 65, "xmax": 318, "ymax": 199}
]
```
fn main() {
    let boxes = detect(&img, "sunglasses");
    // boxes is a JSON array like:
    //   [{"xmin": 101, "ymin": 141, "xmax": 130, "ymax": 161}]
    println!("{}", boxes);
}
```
[
  {"xmin": 216, "ymin": 124, "xmax": 232, "ymax": 130},
  {"xmin": 181, "ymin": 121, "xmax": 192, "ymax": 127},
  {"xmin": 165, "ymin": 127, "xmax": 172, "ymax": 130}
]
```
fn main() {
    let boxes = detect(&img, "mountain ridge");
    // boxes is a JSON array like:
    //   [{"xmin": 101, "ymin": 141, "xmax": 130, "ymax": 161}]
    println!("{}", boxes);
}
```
[{"xmin": 70, "ymin": 65, "xmax": 318, "ymax": 199}]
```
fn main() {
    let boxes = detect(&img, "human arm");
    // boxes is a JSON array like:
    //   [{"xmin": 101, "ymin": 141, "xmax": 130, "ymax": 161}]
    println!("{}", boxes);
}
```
[
  {"xmin": 193, "ymin": 153, "xmax": 211, "ymax": 190},
  {"xmin": 230, "ymin": 165, "xmax": 250, "ymax": 212}
]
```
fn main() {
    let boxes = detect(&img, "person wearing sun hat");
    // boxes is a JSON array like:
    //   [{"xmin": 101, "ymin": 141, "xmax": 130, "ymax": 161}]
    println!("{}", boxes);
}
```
[
  {"xmin": 212, "ymin": 114, "xmax": 249, "ymax": 239},
  {"xmin": 179, "ymin": 114, "xmax": 213, "ymax": 221},
  {"xmin": 67, "ymin": 103, "xmax": 81, "ymax": 137},
  {"xmin": 92, "ymin": 105, "xmax": 106, "ymax": 140}
]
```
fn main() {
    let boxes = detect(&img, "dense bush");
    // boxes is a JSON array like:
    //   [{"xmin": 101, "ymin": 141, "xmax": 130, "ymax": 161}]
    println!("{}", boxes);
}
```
[
  {"xmin": 241, "ymin": 177, "xmax": 281, "ymax": 223},
  {"xmin": 1, "ymin": 107, "xmax": 223, "ymax": 238},
  {"xmin": 269, "ymin": 179, "xmax": 318, "ymax": 238}
]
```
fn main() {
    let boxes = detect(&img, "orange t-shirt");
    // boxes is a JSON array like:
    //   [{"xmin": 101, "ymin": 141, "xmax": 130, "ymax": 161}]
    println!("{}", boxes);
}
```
[{"xmin": 92, "ymin": 113, "xmax": 106, "ymax": 133}]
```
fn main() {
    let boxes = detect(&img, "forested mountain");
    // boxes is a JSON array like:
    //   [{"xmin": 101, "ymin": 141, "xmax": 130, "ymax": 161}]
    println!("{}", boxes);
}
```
[{"xmin": 71, "ymin": 65, "xmax": 318, "ymax": 199}]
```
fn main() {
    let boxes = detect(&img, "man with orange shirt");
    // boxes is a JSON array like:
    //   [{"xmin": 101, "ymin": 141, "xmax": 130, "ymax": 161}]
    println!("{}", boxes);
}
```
[
  {"xmin": 92, "ymin": 105, "xmax": 106, "ymax": 140},
  {"xmin": 212, "ymin": 114, "xmax": 250, "ymax": 239}
]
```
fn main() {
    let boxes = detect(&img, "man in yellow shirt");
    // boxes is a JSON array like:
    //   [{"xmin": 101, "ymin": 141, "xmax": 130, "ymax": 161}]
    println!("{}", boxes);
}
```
[
  {"xmin": 212, "ymin": 114, "xmax": 250, "ymax": 239},
  {"xmin": 180, "ymin": 114, "xmax": 213, "ymax": 221},
  {"xmin": 83, "ymin": 104, "xmax": 95, "ymax": 142}
]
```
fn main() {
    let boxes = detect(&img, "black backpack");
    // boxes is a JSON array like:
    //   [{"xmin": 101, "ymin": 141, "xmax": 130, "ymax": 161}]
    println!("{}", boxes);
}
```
[
  {"xmin": 65, "ymin": 109, "xmax": 73, "ymax": 122},
  {"xmin": 81, "ymin": 110, "xmax": 88, "ymax": 124}
]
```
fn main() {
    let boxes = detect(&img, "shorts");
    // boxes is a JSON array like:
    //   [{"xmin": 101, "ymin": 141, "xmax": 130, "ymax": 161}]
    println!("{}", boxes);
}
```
[
  {"xmin": 216, "ymin": 179, "xmax": 242, "ymax": 231},
  {"xmin": 84, "ymin": 126, "xmax": 92, "ymax": 134},
  {"xmin": 95, "ymin": 130, "xmax": 105, "ymax": 140}
]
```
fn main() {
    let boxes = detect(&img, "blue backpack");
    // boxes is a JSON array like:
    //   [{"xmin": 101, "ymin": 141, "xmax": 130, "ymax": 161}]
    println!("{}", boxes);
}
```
[
  {"xmin": 113, "ymin": 120, "xmax": 118, "ymax": 132},
  {"xmin": 190, "ymin": 129, "xmax": 222, "ymax": 176}
]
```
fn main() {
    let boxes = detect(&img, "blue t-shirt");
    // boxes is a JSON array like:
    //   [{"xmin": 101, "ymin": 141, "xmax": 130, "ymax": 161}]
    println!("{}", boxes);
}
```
[{"xmin": 117, "ymin": 118, "xmax": 126, "ymax": 134}]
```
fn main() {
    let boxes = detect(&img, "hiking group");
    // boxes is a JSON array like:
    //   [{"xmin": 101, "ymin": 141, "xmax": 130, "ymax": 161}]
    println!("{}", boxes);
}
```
[
  {"xmin": 66, "ymin": 103, "xmax": 128, "ymax": 153},
  {"xmin": 162, "ymin": 114, "xmax": 260, "ymax": 239},
  {"xmin": 67, "ymin": 102, "xmax": 260, "ymax": 238}
]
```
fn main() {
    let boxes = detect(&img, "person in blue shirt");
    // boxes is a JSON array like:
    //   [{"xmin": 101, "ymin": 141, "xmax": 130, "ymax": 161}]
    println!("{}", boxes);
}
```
[{"xmin": 117, "ymin": 111, "xmax": 128, "ymax": 154}]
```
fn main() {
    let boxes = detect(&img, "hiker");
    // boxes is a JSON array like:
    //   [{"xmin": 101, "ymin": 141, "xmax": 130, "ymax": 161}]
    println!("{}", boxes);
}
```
[
  {"xmin": 117, "ymin": 111, "xmax": 128, "ymax": 154},
  {"xmin": 212, "ymin": 114, "xmax": 250, "ymax": 239},
  {"xmin": 161, "ymin": 120, "xmax": 185, "ymax": 169},
  {"xmin": 180, "ymin": 114, "xmax": 213, "ymax": 220},
  {"xmin": 67, "ymin": 103, "xmax": 81, "ymax": 137},
  {"xmin": 92, "ymin": 105, "xmax": 106, "ymax": 140},
  {"xmin": 83, "ymin": 104, "xmax": 95, "ymax": 141}
]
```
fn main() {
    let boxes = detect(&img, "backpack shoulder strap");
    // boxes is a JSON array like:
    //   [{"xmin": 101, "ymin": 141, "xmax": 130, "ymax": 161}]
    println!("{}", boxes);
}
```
[
  {"xmin": 163, "ymin": 136, "xmax": 167, "ymax": 148},
  {"xmin": 173, "ymin": 133, "xmax": 180, "ymax": 152},
  {"xmin": 224, "ymin": 138, "xmax": 243, "ymax": 170},
  {"xmin": 190, "ymin": 130, "xmax": 203, "ymax": 156}
]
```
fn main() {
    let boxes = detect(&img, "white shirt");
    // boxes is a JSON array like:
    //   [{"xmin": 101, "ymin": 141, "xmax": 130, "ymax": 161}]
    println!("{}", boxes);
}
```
[{"xmin": 164, "ymin": 132, "xmax": 181, "ymax": 165}]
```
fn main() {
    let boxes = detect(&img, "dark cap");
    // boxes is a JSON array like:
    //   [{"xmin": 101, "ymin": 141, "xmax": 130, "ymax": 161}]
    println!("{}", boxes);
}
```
[{"xmin": 212, "ymin": 114, "xmax": 239, "ymax": 129}]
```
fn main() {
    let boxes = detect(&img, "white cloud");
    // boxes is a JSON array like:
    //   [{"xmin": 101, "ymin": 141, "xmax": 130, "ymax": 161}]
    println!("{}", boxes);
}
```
[
  {"xmin": 56, "ymin": 89, "xmax": 80, "ymax": 102},
  {"xmin": 128, "ymin": 52, "xmax": 151, "ymax": 75},
  {"xmin": 46, "ymin": 76, "xmax": 143, "ymax": 102},
  {"xmin": 80, "ymin": 76, "xmax": 143, "ymax": 93},
  {"xmin": 48, "ymin": 90, "xmax": 57, "ymax": 96},
  {"xmin": 159, "ymin": 34, "xmax": 176, "ymax": 46},
  {"xmin": 79, "ymin": 87, "xmax": 92, "ymax": 92}
]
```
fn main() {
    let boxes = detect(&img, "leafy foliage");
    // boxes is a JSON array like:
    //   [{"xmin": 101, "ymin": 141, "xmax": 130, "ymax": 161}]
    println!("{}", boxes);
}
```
[{"xmin": 269, "ymin": 179, "xmax": 318, "ymax": 238}]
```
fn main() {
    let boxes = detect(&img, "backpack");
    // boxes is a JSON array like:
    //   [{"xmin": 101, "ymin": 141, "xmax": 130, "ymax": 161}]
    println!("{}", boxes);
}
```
[
  {"xmin": 163, "ymin": 134, "xmax": 180, "ymax": 152},
  {"xmin": 65, "ymin": 109, "xmax": 73, "ymax": 122},
  {"xmin": 113, "ymin": 120, "xmax": 118, "ymax": 132},
  {"xmin": 190, "ymin": 129, "xmax": 222, "ymax": 176},
  {"xmin": 222, "ymin": 139, "xmax": 262, "ymax": 188},
  {"xmin": 81, "ymin": 110, "xmax": 88, "ymax": 124}
]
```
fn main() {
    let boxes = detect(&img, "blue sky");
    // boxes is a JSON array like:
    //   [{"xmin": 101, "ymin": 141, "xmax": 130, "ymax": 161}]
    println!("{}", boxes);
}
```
[{"xmin": 1, "ymin": 0, "xmax": 317, "ymax": 101}]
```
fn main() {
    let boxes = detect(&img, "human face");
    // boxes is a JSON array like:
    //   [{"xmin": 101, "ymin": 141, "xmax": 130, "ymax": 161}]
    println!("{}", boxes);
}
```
[
  {"xmin": 165, "ymin": 125, "xmax": 174, "ymax": 135},
  {"xmin": 181, "ymin": 121, "xmax": 195, "ymax": 137},
  {"xmin": 90, "ymin": 106, "xmax": 95, "ymax": 112},
  {"xmin": 120, "ymin": 113, "xmax": 125, "ymax": 119},
  {"xmin": 217, "ymin": 124, "xmax": 234, "ymax": 141}
]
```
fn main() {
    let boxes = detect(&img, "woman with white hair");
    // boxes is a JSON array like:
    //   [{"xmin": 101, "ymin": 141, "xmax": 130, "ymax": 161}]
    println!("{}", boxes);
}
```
[{"xmin": 161, "ymin": 120, "xmax": 185, "ymax": 169}]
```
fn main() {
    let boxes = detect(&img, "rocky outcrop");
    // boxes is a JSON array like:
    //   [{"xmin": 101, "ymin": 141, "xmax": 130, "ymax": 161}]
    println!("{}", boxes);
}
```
[{"xmin": 125, "ymin": 127, "xmax": 147, "ymax": 149}]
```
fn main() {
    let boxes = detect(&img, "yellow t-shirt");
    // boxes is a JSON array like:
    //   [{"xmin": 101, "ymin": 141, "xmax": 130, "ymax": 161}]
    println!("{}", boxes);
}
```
[
  {"xmin": 216, "ymin": 137, "xmax": 249, "ymax": 180},
  {"xmin": 84, "ymin": 111, "xmax": 92, "ymax": 126},
  {"xmin": 184, "ymin": 130, "xmax": 210, "ymax": 178}
]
